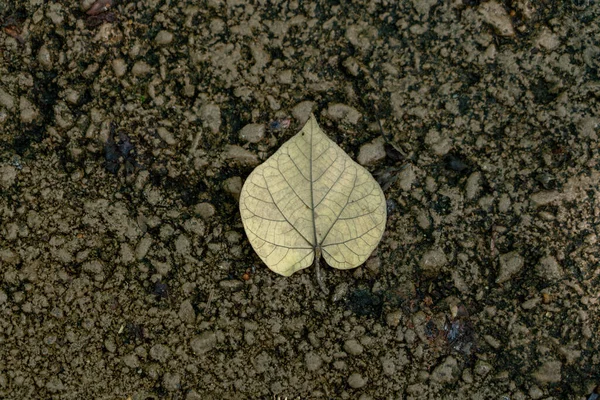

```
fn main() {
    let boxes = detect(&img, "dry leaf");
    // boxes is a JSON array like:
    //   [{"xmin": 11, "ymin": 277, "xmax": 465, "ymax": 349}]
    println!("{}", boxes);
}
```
[{"xmin": 239, "ymin": 114, "xmax": 386, "ymax": 277}]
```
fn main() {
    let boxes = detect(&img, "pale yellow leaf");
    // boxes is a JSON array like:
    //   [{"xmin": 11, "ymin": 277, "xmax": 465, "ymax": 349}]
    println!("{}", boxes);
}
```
[{"xmin": 239, "ymin": 114, "xmax": 387, "ymax": 276}]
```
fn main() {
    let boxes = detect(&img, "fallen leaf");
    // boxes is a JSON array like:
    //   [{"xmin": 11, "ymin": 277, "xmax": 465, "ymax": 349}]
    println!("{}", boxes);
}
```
[{"xmin": 239, "ymin": 113, "xmax": 386, "ymax": 276}]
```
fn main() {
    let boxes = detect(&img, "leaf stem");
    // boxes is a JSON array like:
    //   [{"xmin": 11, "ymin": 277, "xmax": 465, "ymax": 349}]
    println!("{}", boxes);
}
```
[{"xmin": 314, "ymin": 247, "xmax": 330, "ymax": 295}]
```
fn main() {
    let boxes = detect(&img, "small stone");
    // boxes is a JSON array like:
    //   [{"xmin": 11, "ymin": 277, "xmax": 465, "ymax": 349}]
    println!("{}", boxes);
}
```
[
  {"xmin": 45, "ymin": 377, "xmax": 65, "ymax": 393},
  {"xmin": 342, "ymin": 57, "xmax": 360, "ymax": 76},
  {"xmin": 536, "ymin": 255, "xmax": 563, "ymax": 281},
  {"xmin": 398, "ymin": 164, "xmax": 416, "ymax": 191},
  {"xmin": 239, "ymin": 123, "xmax": 265, "ymax": 143},
  {"xmin": 219, "ymin": 279, "xmax": 244, "ymax": 291},
  {"xmin": 305, "ymin": 351, "xmax": 322, "ymax": 371},
  {"xmin": 385, "ymin": 310, "xmax": 402, "ymax": 327},
  {"xmin": 224, "ymin": 176, "xmax": 243, "ymax": 200},
  {"xmin": 186, "ymin": 390, "xmax": 203, "ymax": 400},
  {"xmin": 521, "ymin": 297, "xmax": 541, "ymax": 310},
  {"xmin": 104, "ymin": 338, "xmax": 116, "ymax": 353},
  {"xmin": 223, "ymin": 145, "xmax": 259, "ymax": 166},
  {"xmin": 465, "ymin": 171, "xmax": 481, "ymax": 200},
  {"xmin": 190, "ymin": 331, "xmax": 217, "ymax": 355},
  {"xmin": 0, "ymin": 165, "xmax": 17, "ymax": 189},
  {"xmin": 163, "ymin": 372, "xmax": 181, "ymax": 392},
  {"xmin": 380, "ymin": 357, "xmax": 396, "ymax": 375},
  {"xmin": 343, "ymin": 339, "xmax": 364, "ymax": 356},
  {"xmin": 19, "ymin": 96, "xmax": 39, "ymax": 123},
  {"xmin": 529, "ymin": 385, "xmax": 544, "ymax": 399},
  {"xmin": 430, "ymin": 356, "xmax": 459, "ymax": 383},
  {"xmin": 131, "ymin": 61, "xmax": 151, "ymax": 76},
  {"xmin": 199, "ymin": 103, "xmax": 221, "ymax": 133},
  {"xmin": 135, "ymin": 236, "xmax": 153, "ymax": 260},
  {"xmin": 479, "ymin": 1, "xmax": 515, "ymax": 37},
  {"xmin": 194, "ymin": 202, "xmax": 215, "ymax": 220},
  {"xmin": 419, "ymin": 248, "xmax": 448, "ymax": 277},
  {"xmin": 178, "ymin": 299, "xmax": 196, "ymax": 324},
  {"xmin": 332, "ymin": 282, "xmax": 349, "ymax": 302},
  {"xmin": 155, "ymin": 30, "xmax": 174, "ymax": 45},
  {"xmin": 348, "ymin": 372, "xmax": 367, "ymax": 389},
  {"xmin": 112, "ymin": 58, "xmax": 127, "ymax": 77},
  {"xmin": 0, "ymin": 88, "xmax": 15, "ymax": 109},
  {"xmin": 183, "ymin": 218, "xmax": 206, "ymax": 236},
  {"xmin": 535, "ymin": 27, "xmax": 560, "ymax": 51},
  {"xmin": 149, "ymin": 344, "xmax": 171, "ymax": 363},
  {"xmin": 37, "ymin": 45, "xmax": 53, "ymax": 70},
  {"xmin": 326, "ymin": 103, "xmax": 361, "ymax": 125},
  {"xmin": 496, "ymin": 251, "xmax": 524, "ymax": 284},
  {"xmin": 357, "ymin": 137, "xmax": 385, "ymax": 166},
  {"xmin": 82, "ymin": 260, "xmax": 103, "ymax": 275},
  {"xmin": 292, "ymin": 101, "xmax": 315, "ymax": 124},
  {"xmin": 0, "ymin": 290, "xmax": 7, "ymax": 305},
  {"xmin": 532, "ymin": 360, "xmax": 562, "ymax": 384},
  {"xmin": 122, "ymin": 353, "xmax": 140, "ymax": 368},
  {"xmin": 474, "ymin": 360, "xmax": 493, "ymax": 376},
  {"xmin": 157, "ymin": 127, "xmax": 177, "ymax": 145},
  {"xmin": 530, "ymin": 190, "xmax": 560, "ymax": 207}
]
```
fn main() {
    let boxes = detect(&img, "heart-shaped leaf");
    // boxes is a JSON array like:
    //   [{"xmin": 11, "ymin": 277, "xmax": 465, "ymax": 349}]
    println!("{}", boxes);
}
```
[{"xmin": 239, "ymin": 114, "xmax": 386, "ymax": 276}]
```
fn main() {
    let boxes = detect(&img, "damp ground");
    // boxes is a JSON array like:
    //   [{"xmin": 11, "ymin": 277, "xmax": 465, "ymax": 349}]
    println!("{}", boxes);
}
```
[{"xmin": 0, "ymin": 1, "xmax": 599, "ymax": 399}]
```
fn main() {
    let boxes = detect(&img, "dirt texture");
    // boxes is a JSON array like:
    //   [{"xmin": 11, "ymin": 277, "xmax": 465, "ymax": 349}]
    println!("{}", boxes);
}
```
[{"xmin": 1, "ymin": 0, "xmax": 599, "ymax": 399}]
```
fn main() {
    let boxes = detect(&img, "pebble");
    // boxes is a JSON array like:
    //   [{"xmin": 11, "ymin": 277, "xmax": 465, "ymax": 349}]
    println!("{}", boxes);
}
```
[
  {"xmin": 478, "ymin": 1, "xmax": 515, "ymax": 37},
  {"xmin": 223, "ymin": 176, "xmax": 242, "ymax": 199},
  {"xmin": 304, "ymin": 351, "xmax": 322, "ymax": 371},
  {"xmin": 530, "ymin": 190, "xmax": 560, "ymax": 207},
  {"xmin": 521, "ymin": 297, "xmax": 541, "ymax": 310},
  {"xmin": 155, "ymin": 30, "xmax": 174, "ymax": 45},
  {"xmin": 194, "ymin": 202, "xmax": 216, "ymax": 220},
  {"xmin": 385, "ymin": 310, "xmax": 402, "ymax": 327},
  {"xmin": 112, "ymin": 58, "xmax": 127, "ymax": 77},
  {"xmin": 122, "ymin": 353, "xmax": 139, "ymax": 368},
  {"xmin": 190, "ymin": 331, "xmax": 217, "ymax": 355},
  {"xmin": 380, "ymin": 357, "xmax": 396, "ymax": 375},
  {"xmin": 536, "ymin": 255, "xmax": 563, "ymax": 281},
  {"xmin": 135, "ymin": 236, "xmax": 153, "ymax": 260},
  {"xmin": 474, "ymin": 360, "xmax": 493, "ymax": 376},
  {"xmin": 149, "ymin": 344, "xmax": 171, "ymax": 363},
  {"xmin": 347, "ymin": 372, "xmax": 367, "ymax": 389},
  {"xmin": 496, "ymin": 251, "xmax": 524, "ymax": 284},
  {"xmin": 535, "ymin": 27, "xmax": 560, "ymax": 51},
  {"xmin": 418, "ymin": 248, "xmax": 448, "ymax": 278},
  {"xmin": 332, "ymin": 282, "xmax": 349, "ymax": 302},
  {"xmin": 219, "ymin": 279, "xmax": 244, "ymax": 291},
  {"xmin": 223, "ymin": 145, "xmax": 259, "ymax": 166},
  {"xmin": 45, "ymin": 377, "xmax": 65, "ymax": 393},
  {"xmin": 0, "ymin": 88, "xmax": 15, "ymax": 109},
  {"xmin": 19, "ymin": 96, "xmax": 39, "ymax": 123},
  {"xmin": 131, "ymin": 61, "xmax": 151, "ymax": 76},
  {"xmin": 292, "ymin": 101, "xmax": 315, "ymax": 124},
  {"xmin": 157, "ymin": 127, "xmax": 177, "ymax": 145},
  {"xmin": 199, "ymin": 103, "xmax": 221, "ymax": 133},
  {"xmin": 465, "ymin": 171, "xmax": 481, "ymax": 200},
  {"xmin": 326, "ymin": 103, "xmax": 361, "ymax": 125},
  {"xmin": 239, "ymin": 123, "xmax": 265, "ymax": 143},
  {"xmin": 178, "ymin": 299, "xmax": 196, "ymax": 324},
  {"xmin": 82, "ymin": 260, "xmax": 104, "ymax": 275},
  {"xmin": 0, "ymin": 165, "xmax": 17, "ymax": 189},
  {"xmin": 37, "ymin": 45, "xmax": 52, "ymax": 70},
  {"xmin": 343, "ymin": 339, "xmax": 364, "ymax": 356},
  {"xmin": 357, "ymin": 137, "xmax": 385, "ymax": 166},
  {"xmin": 532, "ymin": 360, "xmax": 562, "ymax": 384},
  {"xmin": 429, "ymin": 356, "xmax": 459, "ymax": 383},
  {"xmin": 162, "ymin": 372, "xmax": 181, "ymax": 392},
  {"xmin": 0, "ymin": 290, "xmax": 7, "ymax": 305},
  {"xmin": 398, "ymin": 164, "xmax": 416, "ymax": 191}
]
